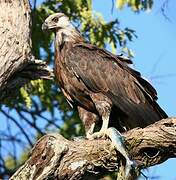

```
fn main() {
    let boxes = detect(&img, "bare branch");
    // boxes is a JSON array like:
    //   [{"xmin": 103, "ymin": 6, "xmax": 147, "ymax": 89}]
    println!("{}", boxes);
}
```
[
  {"xmin": 10, "ymin": 117, "xmax": 176, "ymax": 180},
  {"xmin": 160, "ymin": 0, "xmax": 171, "ymax": 22},
  {"xmin": 1, "ymin": 109, "xmax": 33, "ymax": 147}
]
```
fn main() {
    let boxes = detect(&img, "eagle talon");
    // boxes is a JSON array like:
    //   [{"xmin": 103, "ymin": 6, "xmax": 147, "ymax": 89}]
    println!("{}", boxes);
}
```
[
  {"xmin": 87, "ymin": 130, "xmax": 106, "ymax": 140},
  {"xmin": 88, "ymin": 127, "xmax": 136, "ymax": 179}
]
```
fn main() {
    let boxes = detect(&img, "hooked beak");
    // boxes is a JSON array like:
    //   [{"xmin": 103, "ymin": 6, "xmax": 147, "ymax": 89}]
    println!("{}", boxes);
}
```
[{"xmin": 42, "ymin": 22, "xmax": 48, "ymax": 31}]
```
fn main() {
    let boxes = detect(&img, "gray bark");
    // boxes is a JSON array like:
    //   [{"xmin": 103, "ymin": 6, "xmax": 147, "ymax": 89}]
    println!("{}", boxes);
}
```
[
  {"xmin": 10, "ymin": 118, "xmax": 176, "ymax": 180},
  {"xmin": 0, "ymin": 0, "xmax": 53, "ymax": 102}
]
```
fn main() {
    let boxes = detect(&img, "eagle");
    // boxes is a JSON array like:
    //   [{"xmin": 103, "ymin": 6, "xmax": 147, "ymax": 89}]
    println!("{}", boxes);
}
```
[{"xmin": 42, "ymin": 13, "xmax": 167, "ymax": 177}]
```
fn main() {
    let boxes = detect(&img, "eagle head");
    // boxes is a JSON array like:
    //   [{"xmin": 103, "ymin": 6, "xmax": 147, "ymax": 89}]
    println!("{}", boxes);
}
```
[
  {"xmin": 42, "ymin": 13, "xmax": 70, "ymax": 31},
  {"xmin": 42, "ymin": 13, "xmax": 83, "ymax": 44}
]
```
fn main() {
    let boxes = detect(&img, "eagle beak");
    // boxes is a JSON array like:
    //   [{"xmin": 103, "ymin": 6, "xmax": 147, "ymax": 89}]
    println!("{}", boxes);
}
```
[{"xmin": 42, "ymin": 22, "xmax": 48, "ymax": 31}]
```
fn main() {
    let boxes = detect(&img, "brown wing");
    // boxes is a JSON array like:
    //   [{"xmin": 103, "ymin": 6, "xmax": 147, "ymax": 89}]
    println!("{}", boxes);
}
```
[{"xmin": 66, "ymin": 43, "xmax": 167, "ymax": 127}]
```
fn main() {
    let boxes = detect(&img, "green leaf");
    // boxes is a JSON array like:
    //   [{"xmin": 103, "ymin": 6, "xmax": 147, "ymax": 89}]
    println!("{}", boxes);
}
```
[
  {"xmin": 116, "ymin": 0, "xmax": 126, "ymax": 9},
  {"xmin": 20, "ymin": 87, "xmax": 32, "ymax": 109}
]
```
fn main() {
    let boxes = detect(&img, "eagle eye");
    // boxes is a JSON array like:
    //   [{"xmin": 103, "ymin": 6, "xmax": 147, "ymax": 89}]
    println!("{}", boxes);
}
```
[{"xmin": 52, "ymin": 17, "xmax": 59, "ymax": 23}]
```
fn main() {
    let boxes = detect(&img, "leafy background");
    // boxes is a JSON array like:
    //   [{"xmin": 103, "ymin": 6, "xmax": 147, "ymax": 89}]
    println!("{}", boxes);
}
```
[{"xmin": 1, "ymin": 0, "xmax": 176, "ymax": 179}]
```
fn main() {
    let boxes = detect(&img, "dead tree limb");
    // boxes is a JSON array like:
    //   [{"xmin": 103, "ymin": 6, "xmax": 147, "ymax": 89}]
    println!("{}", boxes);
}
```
[
  {"xmin": 0, "ymin": 0, "xmax": 53, "ymax": 102},
  {"xmin": 10, "ymin": 117, "xmax": 176, "ymax": 180}
]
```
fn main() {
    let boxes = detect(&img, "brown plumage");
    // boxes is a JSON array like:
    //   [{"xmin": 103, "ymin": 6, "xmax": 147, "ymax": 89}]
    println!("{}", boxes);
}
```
[{"xmin": 42, "ymin": 13, "xmax": 168, "ymax": 137}]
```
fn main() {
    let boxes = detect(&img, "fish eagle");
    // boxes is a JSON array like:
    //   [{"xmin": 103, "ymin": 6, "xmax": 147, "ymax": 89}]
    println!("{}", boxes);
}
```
[{"xmin": 42, "ymin": 13, "xmax": 167, "ymax": 177}]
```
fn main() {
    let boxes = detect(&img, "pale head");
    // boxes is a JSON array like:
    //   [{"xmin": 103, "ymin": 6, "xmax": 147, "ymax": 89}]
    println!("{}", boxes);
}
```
[
  {"xmin": 42, "ymin": 13, "xmax": 70, "ymax": 31},
  {"xmin": 42, "ymin": 13, "xmax": 83, "ymax": 44}
]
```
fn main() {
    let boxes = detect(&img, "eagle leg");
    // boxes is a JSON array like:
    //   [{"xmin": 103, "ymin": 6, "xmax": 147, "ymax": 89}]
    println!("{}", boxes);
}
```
[
  {"xmin": 106, "ymin": 127, "xmax": 135, "ymax": 179},
  {"xmin": 89, "ymin": 122, "xmax": 134, "ymax": 179},
  {"xmin": 88, "ymin": 110, "xmax": 110, "ymax": 139},
  {"xmin": 88, "ymin": 94, "xmax": 134, "ymax": 178},
  {"xmin": 78, "ymin": 106, "xmax": 98, "ymax": 138}
]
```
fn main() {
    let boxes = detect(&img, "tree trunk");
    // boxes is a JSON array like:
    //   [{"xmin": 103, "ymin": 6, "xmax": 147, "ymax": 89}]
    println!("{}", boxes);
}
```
[{"xmin": 0, "ymin": 0, "xmax": 53, "ymax": 102}]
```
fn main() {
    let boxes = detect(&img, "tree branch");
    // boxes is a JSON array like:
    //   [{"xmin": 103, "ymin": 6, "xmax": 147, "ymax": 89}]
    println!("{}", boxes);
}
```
[
  {"xmin": 10, "ymin": 117, "xmax": 176, "ymax": 179},
  {"xmin": 0, "ymin": 58, "xmax": 54, "ymax": 102}
]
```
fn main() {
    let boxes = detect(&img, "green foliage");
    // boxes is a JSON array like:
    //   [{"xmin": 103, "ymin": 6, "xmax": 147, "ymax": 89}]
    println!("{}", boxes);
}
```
[
  {"xmin": 5, "ymin": 150, "xmax": 29, "ymax": 174},
  {"xmin": 31, "ymin": 0, "xmax": 137, "ymax": 59},
  {"xmin": 116, "ymin": 0, "xmax": 153, "ymax": 12},
  {"xmin": 5, "ymin": 156, "xmax": 16, "ymax": 170},
  {"xmin": 20, "ymin": 87, "xmax": 32, "ymax": 109}
]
